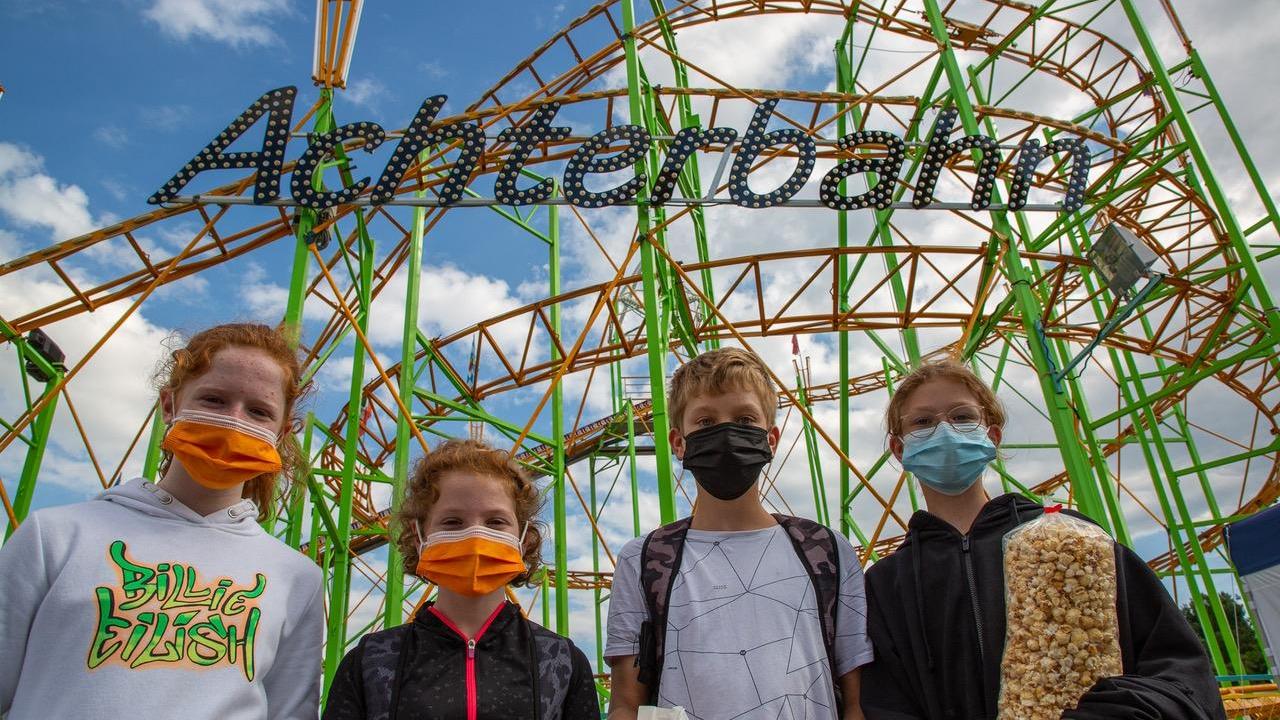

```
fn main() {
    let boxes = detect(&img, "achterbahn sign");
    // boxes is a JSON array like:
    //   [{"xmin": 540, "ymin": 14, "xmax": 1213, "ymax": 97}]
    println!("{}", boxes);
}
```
[{"xmin": 148, "ymin": 86, "xmax": 1089, "ymax": 213}]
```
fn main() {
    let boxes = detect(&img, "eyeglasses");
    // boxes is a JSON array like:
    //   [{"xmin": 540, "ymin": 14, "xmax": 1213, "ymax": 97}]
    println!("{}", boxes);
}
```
[{"xmin": 899, "ymin": 404, "xmax": 986, "ymax": 440}]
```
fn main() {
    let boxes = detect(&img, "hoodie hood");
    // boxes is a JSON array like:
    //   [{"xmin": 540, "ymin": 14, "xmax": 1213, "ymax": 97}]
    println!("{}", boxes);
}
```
[
  {"xmin": 904, "ymin": 491, "xmax": 1043, "ymax": 543},
  {"xmin": 97, "ymin": 478, "xmax": 263, "ymax": 536}
]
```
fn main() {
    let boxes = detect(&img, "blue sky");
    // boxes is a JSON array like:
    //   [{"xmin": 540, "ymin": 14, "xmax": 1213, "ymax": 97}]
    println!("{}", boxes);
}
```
[{"xmin": 4, "ymin": 0, "xmax": 1280, "ymax": 643}]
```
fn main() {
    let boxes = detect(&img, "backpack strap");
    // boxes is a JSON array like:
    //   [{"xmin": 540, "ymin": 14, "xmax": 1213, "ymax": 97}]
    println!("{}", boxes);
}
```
[
  {"xmin": 772, "ymin": 513, "xmax": 843, "ymax": 706},
  {"xmin": 636, "ymin": 516, "xmax": 693, "ymax": 704}
]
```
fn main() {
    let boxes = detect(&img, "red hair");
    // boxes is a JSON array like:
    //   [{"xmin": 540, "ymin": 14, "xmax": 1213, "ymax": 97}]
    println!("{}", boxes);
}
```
[{"xmin": 154, "ymin": 323, "xmax": 309, "ymax": 521}]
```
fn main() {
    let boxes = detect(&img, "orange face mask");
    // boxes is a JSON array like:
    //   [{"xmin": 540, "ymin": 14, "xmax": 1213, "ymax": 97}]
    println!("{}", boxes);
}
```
[
  {"xmin": 415, "ymin": 524, "xmax": 527, "ymax": 597},
  {"xmin": 162, "ymin": 409, "xmax": 283, "ymax": 491}
]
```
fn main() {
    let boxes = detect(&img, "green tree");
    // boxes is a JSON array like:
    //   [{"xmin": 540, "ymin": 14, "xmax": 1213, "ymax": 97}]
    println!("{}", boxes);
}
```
[{"xmin": 1181, "ymin": 591, "xmax": 1270, "ymax": 676}]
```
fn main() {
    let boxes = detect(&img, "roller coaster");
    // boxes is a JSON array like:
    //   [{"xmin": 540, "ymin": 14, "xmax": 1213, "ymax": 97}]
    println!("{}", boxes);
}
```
[{"xmin": 2, "ymin": 0, "xmax": 1278, "ymax": 713}]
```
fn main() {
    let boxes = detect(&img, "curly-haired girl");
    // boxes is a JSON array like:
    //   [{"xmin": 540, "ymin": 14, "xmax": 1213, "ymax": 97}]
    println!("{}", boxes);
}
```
[{"xmin": 324, "ymin": 438, "xmax": 600, "ymax": 720}]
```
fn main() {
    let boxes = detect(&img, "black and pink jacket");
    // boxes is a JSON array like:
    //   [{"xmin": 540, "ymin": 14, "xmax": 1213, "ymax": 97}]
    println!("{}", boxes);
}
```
[{"xmin": 323, "ymin": 601, "xmax": 600, "ymax": 720}]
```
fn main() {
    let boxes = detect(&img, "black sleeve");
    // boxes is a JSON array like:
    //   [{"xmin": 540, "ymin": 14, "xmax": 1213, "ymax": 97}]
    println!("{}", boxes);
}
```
[
  {"xmin": 561, "ymin": 643, "xmax": 603, "ymax": 720},
  {"xmin": 322, "ymin": 641, "xmax": 368, "ymax": 720},
  {"xmin": 1062, "ymin": 545, "xmax": 1226, "ymax": 720},
  {"xmin": 860, "ymin": 575, "xmax": 926, "ymax": 720}
]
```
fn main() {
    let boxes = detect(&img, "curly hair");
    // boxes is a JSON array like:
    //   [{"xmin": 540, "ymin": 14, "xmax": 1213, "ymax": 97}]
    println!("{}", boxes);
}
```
[
  {"xmin": 153, "ymin": 323, "xmax": 309, "ymax": 521},
  {"xmin": 884, "ymin": 359, "xmax": 1007, "ymax": 437},
  {"xmin": 667, "ymin": 347, "xmax": 778, "ymax": 431},
  {"xmin": 394, "ymin": 439, "xmax": 545, "ymax": 586}
]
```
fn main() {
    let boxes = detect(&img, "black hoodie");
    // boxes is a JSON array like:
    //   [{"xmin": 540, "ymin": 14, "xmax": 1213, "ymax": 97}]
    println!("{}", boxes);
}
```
[{"xmin": 860, "ymin": 493, "xmax": 1226, "ymax": 720}]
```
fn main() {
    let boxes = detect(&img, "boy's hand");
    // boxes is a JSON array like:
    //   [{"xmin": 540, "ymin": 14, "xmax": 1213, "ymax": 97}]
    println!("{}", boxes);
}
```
[
  {"xmin": 607, "ymin": 654, "xmax": 647, "ymax": 720},
  {"xmin": 841, "ymin": 667, "xmax": 865, "ymax": 720}
]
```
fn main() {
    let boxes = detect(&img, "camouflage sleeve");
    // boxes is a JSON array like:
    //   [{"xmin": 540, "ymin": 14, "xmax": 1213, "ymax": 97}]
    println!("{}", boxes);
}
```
[
  {"xmin": 561, "ymin": 642, "xmax": 603, "ymax": 719},
  {"xmin": 832, "ymin": 531, "xmax": 874, "ymax": 676},
  {"xmin": 604, "ymin": 536, "xmax": 647, "ymax": 662},
  {"xmin": 321, "ymin": 639, "xmax": 367, "ymax": 720}
]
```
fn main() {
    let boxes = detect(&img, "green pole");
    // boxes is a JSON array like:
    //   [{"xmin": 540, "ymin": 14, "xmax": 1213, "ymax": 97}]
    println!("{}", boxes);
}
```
[
  {"xmin": 835, "ymin": 19, "xmax": 853, "ymax": 537},
  {"xmin": 542, "ymin": 571, "xmax": 552, "ymax": 629},
  {"xmin": 550, "ymin": 193, "xmax": 570, "ymax": 636},
  {"xmin": 590, "ymin": 456, "xmax": 604, "ymax": 673},
  {"xmin": 285, "ymin": 414, "xmax": 315, "ymax": 550},
  {"xmin": 795, "ymin": 363, "xmax": 830, "ymax": 526},
  {"xmin": 627, "ymin": 401, "xmax": 641, "ymax": 537},
  {"xmin": 621, "ymin": 0, "xmax": 677, "ymax": 523},
  {"xmin": 321, "ymin": 95, "xmax": 376, "ymax": 689},
  {"xmin": 283, "ymin": 86, "xmax": 331, "ymax": 337},
  {"xmin": 919, "ymin": 0, "xmax": 1108, "ymax": 530},
  {"xmin": 648, "ymin": 0, "xmax": 718, "ymax": 347},
  {"xmin": 141, "ymin": 404, "xmax": 167, "ymax": 482},
  {"xmin": 385, "ymin": 149, "xmax": 430, "ymax": 629},
  {"xmin": 5, "ymin": 378, "xmax": 60, "ymax": 539}
]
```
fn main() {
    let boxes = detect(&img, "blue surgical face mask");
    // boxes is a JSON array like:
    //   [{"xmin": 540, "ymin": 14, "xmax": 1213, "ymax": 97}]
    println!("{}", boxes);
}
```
[{"xmin": 900, "ymin": 422, "xmax": 997, "ymax": 495}]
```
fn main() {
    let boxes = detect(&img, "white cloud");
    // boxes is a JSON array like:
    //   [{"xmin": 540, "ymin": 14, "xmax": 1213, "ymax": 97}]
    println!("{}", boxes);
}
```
[
  {"xmin": 0, "ymin": 229, "xmax": 25, "ymax": 258},
  {"xmin": 342, "ymin": 78, "xmax": 389, "ymax": 109},
  {"xmin": 367, "ymin": 263, "xmax": 532, "ymax": 355},
  {"xmin": 0, "ymin": 142, "xmax": 98, "ymax": 241},
  {"xmin": 142, "ymin": 0, "xmax": 291, "ymax": 47},
  {"xmin": 601, "ymin": 12, "xmax": 838, "ymax": 95},
  {"xmin": 238, "ymin": 261, "xmax": 293, "ymax": 319},
  {"xmin": 101, "ymin": 179, "xmax": 132, "ymax": 202},
  {"xmin": 93, "ymin": 126, "xmax": 129, "ymax": 149},
  {"xmin": 419, "ymin": 61, "xmax": 449, "ymax": 80},
  {"xmin": 140, "ymin": 104, "xmax": 194, "ymax": 133}
]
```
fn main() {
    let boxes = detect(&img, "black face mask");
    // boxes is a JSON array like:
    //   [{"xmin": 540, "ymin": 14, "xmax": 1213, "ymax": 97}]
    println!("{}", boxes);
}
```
[{"xmin": 680, "ymin": 422, "xmax": 774, "ymax": 501}]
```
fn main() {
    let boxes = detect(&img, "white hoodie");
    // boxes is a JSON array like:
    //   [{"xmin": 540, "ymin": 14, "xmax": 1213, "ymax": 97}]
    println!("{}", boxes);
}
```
[{"xmin": 0, "ymin": 479, "xmax": 323, "ymax": 719}]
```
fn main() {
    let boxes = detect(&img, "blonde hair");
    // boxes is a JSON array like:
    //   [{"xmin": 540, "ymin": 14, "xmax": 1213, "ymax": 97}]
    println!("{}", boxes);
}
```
[
  {"xmin": 667, "ymin": 347, "xmax": 777, "ymax": 431},
  {"xmin": 154, "ymin": 323, "xmax": 308, "ymax": 522},
  {"xmin": 885, "ymin": 360, "xmax": 1006, "ymax": 437},
  {"xmin": 394, "ymin": 439, "xmax": 545, "ymax": 586}
]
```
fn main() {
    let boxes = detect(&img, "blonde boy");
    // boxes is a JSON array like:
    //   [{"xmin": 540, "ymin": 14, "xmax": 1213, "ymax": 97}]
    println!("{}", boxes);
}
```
[{"xmin": 605, "ymin": 348, "xmax": 872, "ymax": 720}]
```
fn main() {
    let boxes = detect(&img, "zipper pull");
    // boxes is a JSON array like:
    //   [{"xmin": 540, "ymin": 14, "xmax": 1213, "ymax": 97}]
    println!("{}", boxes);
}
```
[
  {"xmin": 962, "ymin": 536, "xmax": 971, "ymax": 552},
  {"xmin": 467, "ymin": 638, "xmax": 476, "ymax": 659}
]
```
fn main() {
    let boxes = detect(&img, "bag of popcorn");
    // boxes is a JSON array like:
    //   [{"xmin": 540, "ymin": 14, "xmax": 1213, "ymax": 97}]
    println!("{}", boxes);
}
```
[{"xmin": 998, "ymin": 505, "xmax": 1123, "ymax": 720}]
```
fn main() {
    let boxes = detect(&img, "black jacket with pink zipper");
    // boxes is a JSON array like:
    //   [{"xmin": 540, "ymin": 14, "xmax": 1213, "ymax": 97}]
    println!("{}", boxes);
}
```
[{"xmin": 323, "ymin": 601, "xmax": 600, "ymax": 720}]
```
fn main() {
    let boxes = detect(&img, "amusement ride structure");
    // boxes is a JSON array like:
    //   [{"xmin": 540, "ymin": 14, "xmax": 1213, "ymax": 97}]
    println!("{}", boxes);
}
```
[{"xmin": 2, "ymin": 0, "xmax": 1279, "ymax": 712}]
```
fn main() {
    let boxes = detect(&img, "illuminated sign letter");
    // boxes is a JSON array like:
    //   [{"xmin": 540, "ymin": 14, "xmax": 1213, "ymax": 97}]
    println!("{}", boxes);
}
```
[
  {"xmin": 819, "ymin": 130, "xmax": 906, "ymax": 211},
  {"xmin": 728, "ymin": 99, "xmax": 817, "ymax": 209},
  {"xmin": 494, "ymin": 103, "xmax": 571, "ymax": 206},
  {"xmin": 563, "ymin": 125, "xmax": 651, "ymax": 208},
  {"xmin": 148, "ymin": 87, "xmax": 297, "ymax": 206}
]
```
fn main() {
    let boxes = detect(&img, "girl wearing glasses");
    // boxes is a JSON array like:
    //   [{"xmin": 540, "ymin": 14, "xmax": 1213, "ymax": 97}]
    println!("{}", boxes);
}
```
[{"xmin": 859, "ymin": 360, "xmax": 1224, "ymax": 720}]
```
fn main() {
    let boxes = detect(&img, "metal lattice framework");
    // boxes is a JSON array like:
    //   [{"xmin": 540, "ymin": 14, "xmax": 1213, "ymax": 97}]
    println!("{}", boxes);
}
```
[{"xmin": 3, "ymin": 0, "xmax": 1279, "ymax": 710}]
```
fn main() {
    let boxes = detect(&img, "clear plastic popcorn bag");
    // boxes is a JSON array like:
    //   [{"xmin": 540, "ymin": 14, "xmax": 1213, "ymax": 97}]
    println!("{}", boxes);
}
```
[{"xmin": 998, "ymin": 505, "xmax": 1124, "ymax": 720}]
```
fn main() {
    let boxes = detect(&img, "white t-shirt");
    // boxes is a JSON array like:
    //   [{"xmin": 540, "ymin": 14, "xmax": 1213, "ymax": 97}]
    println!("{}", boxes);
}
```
[{"xmin": 605, "ymin": 522, "xmax": 874, "ymax": 720}]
